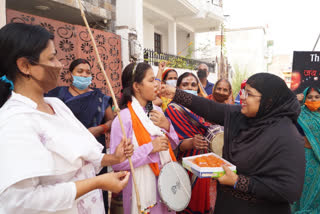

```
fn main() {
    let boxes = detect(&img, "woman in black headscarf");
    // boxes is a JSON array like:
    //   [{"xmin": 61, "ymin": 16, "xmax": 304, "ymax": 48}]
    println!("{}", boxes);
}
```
[{"xmin": 162, "ymin": 73, "xmax": 305, "ymax": 214}]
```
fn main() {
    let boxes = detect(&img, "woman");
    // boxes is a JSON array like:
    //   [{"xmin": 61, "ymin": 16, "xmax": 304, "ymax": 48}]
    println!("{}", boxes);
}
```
[
  {"xmin": 110, "ymin": 62, "xmax": 179, "ymax": 214},
  {"xmin": 165, "ymin": 72, "xmax": 216, "ymax": 213},
  {"xmin": 208, "ymin": 78, "xmax": 234, "ymax": 104},
  {"xmin": 46, "ymin": 58, "xmax": 113, "ymax": 213},
  {"xmin": 0, "ymin": 23, "xmax": 133, "ymax": 214},
  {"xmin": 292, "ymin": 87, "xmax": 320, "ymax": 214},
  {"xmin": 46, "ymin": 58, "xmax": 113, "ymax": 151},
  {"xmin": 158, "ymin": 65, "xmax": 178, "ymax": 111},
  {"xmin": 163, "ymin": 73, "xmax": 305, "ymax": 214}
]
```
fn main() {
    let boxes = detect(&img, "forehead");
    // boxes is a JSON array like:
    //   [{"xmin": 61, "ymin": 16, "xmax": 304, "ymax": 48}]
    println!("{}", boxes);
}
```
[
  {"xmin": 75, "ymin": 63, "xmax": 90, "ymax": 70},
  {"xmin": 216, "ymin": 80, "xmax": 229, "ymax": 88},
  {"xmin": 167, "ymin": 71, "xmax": 177, "ymax": 78},
  {"xmin": 181, "ymin": 75, "xmax": 197, "ymax": 83},
  {"xmin": 307, "ymin": 89, "xmax": 320, "ymax": 96},
  {"xmin": 245, "ymin": 84, "xmax": 261, "ymax": 95},
  {"xmin": 199, "ymin": 65, "xmax": 207, "ymax": 70}
]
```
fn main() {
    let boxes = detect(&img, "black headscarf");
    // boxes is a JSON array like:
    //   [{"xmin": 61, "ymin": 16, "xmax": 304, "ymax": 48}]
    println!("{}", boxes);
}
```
[{"xmin": 223, "ymin": 73, "xmax": 304, "ymax": 202}]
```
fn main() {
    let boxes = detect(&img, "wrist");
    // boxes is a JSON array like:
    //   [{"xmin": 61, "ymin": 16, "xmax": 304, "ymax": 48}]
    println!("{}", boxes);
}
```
[
  {"xmin": 99, "ymin": 124, "xmax": 108, "ymax": 134},
  {"xmin": 233, "ymin": 175, "xmax": 239, "ymax": 189}
]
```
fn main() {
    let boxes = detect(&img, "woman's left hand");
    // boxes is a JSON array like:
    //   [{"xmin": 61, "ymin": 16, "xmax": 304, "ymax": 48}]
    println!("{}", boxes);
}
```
[
  {"xmin": 149, "ymin": 109, "xmax": 170, "ymax": 130},
  {"xmin": 217, "ymin": 165, "xmax": 239, "ymax": 187}
]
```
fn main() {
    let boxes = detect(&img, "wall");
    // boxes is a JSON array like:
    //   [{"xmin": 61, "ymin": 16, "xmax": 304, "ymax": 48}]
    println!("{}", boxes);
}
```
[
  {"xmin": 177, "ymin": 30, "xmax": 191, "ymax": 57},
  {"xmin": 0, "ymin": 0, "xmax": 5, "ymax": 28},
  {"xmin": 143, "ymin": 18, "xmax": 154, "ymax": 50}
]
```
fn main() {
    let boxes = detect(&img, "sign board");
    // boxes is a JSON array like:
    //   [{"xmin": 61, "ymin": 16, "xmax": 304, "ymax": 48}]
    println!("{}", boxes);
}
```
[{"xmin": 291, "ymin": 51, "xmax": 320, "ymax": 93}]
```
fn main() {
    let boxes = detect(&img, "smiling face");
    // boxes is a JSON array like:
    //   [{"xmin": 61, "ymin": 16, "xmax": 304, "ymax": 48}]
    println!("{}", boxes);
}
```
[
  {"xmin": 240, "ymin": 84, "xmax": 262, "ymax": 117},
  {"xmin": 178, "ymin": 75, "xmax": 199, "ymax": 92}
]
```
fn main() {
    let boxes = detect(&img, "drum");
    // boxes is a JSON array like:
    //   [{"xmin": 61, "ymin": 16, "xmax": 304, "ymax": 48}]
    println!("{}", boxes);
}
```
[
  {"xmin": 158, "ymin": 162, "xmax": 191, "ymax": 211},
  {"xmin": 205, "ymin": 125, "xmax": 224, "ymax": 157}
]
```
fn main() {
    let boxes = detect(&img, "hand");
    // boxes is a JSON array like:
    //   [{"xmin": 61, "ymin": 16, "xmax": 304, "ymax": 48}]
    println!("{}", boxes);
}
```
[
  {"xmin": 192, "ymin": 134, "xmax": 208, "ymax": 150},
  {"xmin": 158, "ymin": 61, "xmax": 167, "ymax": 73},
  {"xmin": 151, "ymin": 136, "xmax": 169, "ymax": 153},
  {"xmin": 161, "ymin": 84, "xmax": 176, "ymax": 98},
  {"xmin": 114, "ymin": 137, "xmax": 134, "ymax": 164},
  {"xmin": 296, "ymin": 93, "xmax": 304, "ymax": 102},
  {"xmin": 98, "ymin": 171, "xmax": 130, "ymax": 193},
  {"xmin": 217, "ymin": 165, "xmax": 238, "ymax": 186},
  {"xmin": 149, "ymin": 110, "xmax": 170, "ymax": 130},
  {"xmin": 88, "ymin": 126, "xmax": 103, "ymax": 137}
]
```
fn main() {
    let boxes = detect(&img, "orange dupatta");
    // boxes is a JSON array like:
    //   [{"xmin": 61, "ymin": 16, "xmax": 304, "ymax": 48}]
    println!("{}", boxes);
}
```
[{"xmin": 128, "ymin": 102, "xmax": 176, "ymax": 176}]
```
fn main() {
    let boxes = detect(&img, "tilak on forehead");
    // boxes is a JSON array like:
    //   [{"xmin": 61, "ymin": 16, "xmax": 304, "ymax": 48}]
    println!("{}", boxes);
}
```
[{"xmin": 181, "ymin": 76, "xmax": 197, "ymax": 84}]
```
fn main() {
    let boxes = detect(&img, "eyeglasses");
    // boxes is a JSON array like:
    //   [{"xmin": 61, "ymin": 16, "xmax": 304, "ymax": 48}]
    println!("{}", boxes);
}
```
[{"xmin": 240, "ymin": 89, "xmax": 262, "ymax": 99}]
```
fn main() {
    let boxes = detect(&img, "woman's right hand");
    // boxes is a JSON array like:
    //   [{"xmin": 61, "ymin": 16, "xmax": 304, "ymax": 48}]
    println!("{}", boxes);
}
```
[
  {"xmin": 192, "ymin": 134, "xmax": 208, "ymax": 150},
  {"xmin": 161, "ymin": 84, "xmax": 176, "ymax": 98},
  {"xmin": 98, "ymin": 171, "xmax": 130, "ymax": 193},
  {"xmin": 296, "ymin": 93, "xmax": 304, "ymax": 102},
  {"xmin": 151, "ymin": 136, "xmax": 169, "ymax": 153}
]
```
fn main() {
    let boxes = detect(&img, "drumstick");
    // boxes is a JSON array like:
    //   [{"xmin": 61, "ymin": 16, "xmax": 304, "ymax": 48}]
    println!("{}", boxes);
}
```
[{"xmin": 76, "ymin": 1, "xmax": 142, "ymax": 213}]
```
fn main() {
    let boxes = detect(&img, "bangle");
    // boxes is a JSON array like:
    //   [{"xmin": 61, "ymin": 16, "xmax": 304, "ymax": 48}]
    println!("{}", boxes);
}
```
[
  {"xmin": 99, "ymin": 124, "xmax": 108, "ymax": 133},
  {"xmin": 155, "ymin": 78, "xmax": 161, "ymax": 82},
  {"xmin": 233, "ymin": 180, "xmax": 238, "ymax": 189}
]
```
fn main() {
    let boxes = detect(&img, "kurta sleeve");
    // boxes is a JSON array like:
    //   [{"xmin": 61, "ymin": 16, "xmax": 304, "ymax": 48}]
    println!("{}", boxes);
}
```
[
  {"xmin": 110, "ymin": 110, "xmax": 158, "ymax": 171},
  {"xmin": 172, "ymin": 89, "xmax": 227, "ymax": 125},
  {"xmin": 0, "ymin": 177, "xmax": 76, "ymax": 213}
]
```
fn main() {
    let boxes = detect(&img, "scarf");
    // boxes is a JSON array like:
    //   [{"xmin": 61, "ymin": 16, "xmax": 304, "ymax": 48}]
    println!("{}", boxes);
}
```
[{"xmin": 128, "ymin": 97, "xmax": 176, "ymax": 213}]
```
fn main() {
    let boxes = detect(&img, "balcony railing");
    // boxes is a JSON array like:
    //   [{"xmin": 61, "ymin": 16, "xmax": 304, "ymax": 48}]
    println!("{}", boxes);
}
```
[{"xmin": 144, "ymin": 49, "xmax": 215, "ymax": 73}]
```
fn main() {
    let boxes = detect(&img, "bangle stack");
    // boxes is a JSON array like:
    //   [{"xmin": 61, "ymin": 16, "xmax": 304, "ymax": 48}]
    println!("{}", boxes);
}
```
[
  {"xmin": 155, "ymin": 78, "xmax": 161, "ymax": 82},
  {"xmin": 99, "ymin": 124, "xmax": 108, "ymax": 133}
]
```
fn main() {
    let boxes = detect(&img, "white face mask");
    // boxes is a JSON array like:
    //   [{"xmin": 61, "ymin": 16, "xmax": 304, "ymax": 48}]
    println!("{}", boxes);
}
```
[{"xmin": 166, "ymin": 79, "xmax": 177, "ymax": 87}]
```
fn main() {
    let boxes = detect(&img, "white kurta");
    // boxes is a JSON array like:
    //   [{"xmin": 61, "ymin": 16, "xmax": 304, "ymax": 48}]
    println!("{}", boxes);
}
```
[{"xmin": 0, "ymin": 92, "xmax": 105, "ymax": 214}]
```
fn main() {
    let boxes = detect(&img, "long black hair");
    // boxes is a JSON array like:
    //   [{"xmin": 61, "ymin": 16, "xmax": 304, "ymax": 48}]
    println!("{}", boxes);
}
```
[
  {"xmin": 176, "ymin": 72, "xmax": 200, "ymax": 93},
  {"xmin": 120, "ymin": 62, "xmax": 152, "ymax": 109},
  {"xmin": 0, "ymin": 23, "xmax": 54, "ymax": 107}
]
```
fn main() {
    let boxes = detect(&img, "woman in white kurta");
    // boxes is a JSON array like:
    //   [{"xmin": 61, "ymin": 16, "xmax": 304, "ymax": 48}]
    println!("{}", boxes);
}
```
[{"xmin": 0, "ymin": 23, "xmax": 132, "ymax": 213}]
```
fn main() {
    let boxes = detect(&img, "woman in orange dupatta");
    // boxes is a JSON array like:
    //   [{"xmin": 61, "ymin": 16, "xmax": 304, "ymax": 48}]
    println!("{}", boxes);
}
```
[{"xmin": 110, "ymin": 62, "xmax": 179, "ymax": 214}]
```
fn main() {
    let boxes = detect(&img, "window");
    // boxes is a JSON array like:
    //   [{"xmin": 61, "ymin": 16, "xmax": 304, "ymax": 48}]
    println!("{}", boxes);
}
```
[{"xmin": 154, "ymin": 33, "xmax": 161, "ymax": 53}]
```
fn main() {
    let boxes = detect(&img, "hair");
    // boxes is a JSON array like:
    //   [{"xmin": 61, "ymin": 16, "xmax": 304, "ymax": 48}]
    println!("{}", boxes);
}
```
[
  {"xmin": 213, "ymin": 78, "xmax": 232, "ymax": 95},
  {"xmin": 69, "ymin": 58, "xmax": 91, "ymax": 72},
  {"xmin": 162, "ymin": 69, "xmax": 177, "ymax": 82},
  {"xmin": 0, "ymin": 23, "xmax": 54, "ymax": 107},
  {"xmin": 306, "ymin": 87, "xmax": 320, "ymax": 95},
  {"xmin": 176, "ymin": 72, "xmax": 200, "ymax": 93},
  {"xmin": 120, "ymin": 62, "xmax": 152, "ymax": 109}
]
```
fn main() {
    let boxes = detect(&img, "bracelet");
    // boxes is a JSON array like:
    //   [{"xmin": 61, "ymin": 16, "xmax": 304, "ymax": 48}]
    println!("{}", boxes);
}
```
[
  {"xmin": 155, "ymin": 78, "xmax": 161, "ymax": 82},
  {"xmin": 233, "ymin": 180, "xmax": 238, "ymax": 189},
  {"xmin": 99, "ymin": 124, "xmax": 108, "ymax": 133}
]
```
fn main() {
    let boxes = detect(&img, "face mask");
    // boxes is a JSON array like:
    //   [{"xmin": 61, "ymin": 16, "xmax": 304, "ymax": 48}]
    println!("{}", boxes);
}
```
[
  {"xmin": 197, "ymin": 69, "xmax": 207, "ymax": 79},
  {"xmin": 213, "ymin": 92, "xmax": 229, "ymax": 103},
  {"xmin": 72, "ymin": 75, "xmax": 92, "ymax": 90},
  {"xmin": 304, "ymin": 100, "xmax": 320, "ymax": 111},
  {"xmin": 166, "ymin": 79, "xmax": 177, "ymax": 87},
  {"xmin": 183, "ymin": 89, "xmax": 198, "ymax": 96},
  {"xmin": 30, "ymin": 63, "xmax": 62, "ymax": 93}
]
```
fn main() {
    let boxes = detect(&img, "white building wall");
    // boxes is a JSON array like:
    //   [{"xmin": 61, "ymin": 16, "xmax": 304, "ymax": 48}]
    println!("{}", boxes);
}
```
[
  {"xmin": 177, "ymin": 30, "xmax": 191, "ymax": 57},
  {"xmin": 154, "ymin": 28, "xmax": 168, "ymax": 53},
  {"xmin": 0, "ymin": 0, "xmax": 6, "ymax": 28},
  {"xmin": 143, "ymin": 18, "xmax": 154, "ymax": 50}
]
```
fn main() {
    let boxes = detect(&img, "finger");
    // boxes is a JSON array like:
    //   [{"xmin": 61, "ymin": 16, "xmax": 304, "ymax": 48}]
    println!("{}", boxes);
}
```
[
  {"xmin": 115, "ymin": 171, "xmax": 127, "ymax": 178},
  {"xmin": 222, "ymin": 165, "xmax": 232, "ymax": 174},
  {"xmin": 120, "ymin": 172, "xmax": 130, "ymax": 184}
]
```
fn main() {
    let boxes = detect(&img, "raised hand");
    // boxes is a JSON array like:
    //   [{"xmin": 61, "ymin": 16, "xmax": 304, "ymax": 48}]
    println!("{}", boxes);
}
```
[{"xmin": 149, "ymin": 109, "xmax": 170, "ymax": 130}]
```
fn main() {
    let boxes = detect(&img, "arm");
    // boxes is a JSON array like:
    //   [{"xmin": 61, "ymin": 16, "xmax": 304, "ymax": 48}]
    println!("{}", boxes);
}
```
[
  {"xmin": 172, "ymin": 89, "xmax": 227, "ymax": 125},
  {"xmin": 0, "ymin": 172, "xmax": 129, "ymax": 213}
]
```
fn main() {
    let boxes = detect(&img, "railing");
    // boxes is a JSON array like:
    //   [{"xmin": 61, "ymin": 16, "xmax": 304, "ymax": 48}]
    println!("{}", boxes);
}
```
[{"xmin": 144, "ymin": 49, "xmax": 215, "ymax": 73}]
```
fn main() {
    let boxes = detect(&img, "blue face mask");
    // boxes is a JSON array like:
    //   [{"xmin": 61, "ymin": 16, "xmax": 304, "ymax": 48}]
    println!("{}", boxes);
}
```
[
  {"xmin": 183, "ymin": 89, "xmax": 198, "ymax": 96},
  {"xmin": 72, "ymin": 75, "xmax": 92, "ymax": 90}
]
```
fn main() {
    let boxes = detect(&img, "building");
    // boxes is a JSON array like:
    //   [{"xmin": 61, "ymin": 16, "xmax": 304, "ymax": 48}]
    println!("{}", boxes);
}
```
[
  {"xmin": 268, "ymin": 54, "xmax": 293, "ymax": 87},
  {"xmin": 116, "ymin": 0, "xmax": 224, "ymax": 79},
  {"xmin": 3, "ymin": 0, "xmax": 123, "ymax": 98}
]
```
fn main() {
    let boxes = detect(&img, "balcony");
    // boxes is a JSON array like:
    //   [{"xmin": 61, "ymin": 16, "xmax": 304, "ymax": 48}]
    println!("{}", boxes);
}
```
[{"xmin": 144, "ymin": 48, "xmax": 215, "ymax": 73}]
